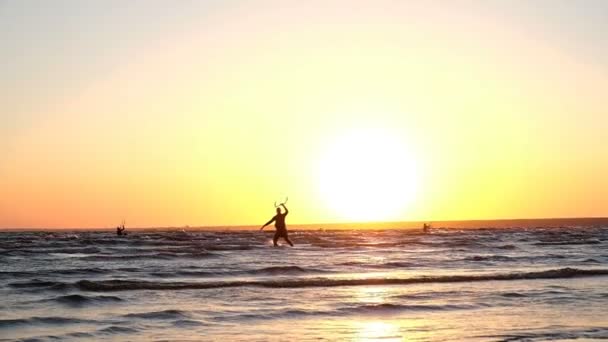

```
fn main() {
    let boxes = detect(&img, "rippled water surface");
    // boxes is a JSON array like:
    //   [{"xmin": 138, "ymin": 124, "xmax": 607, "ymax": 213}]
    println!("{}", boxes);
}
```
[{"xmin": 1, "ymin": 226, "xmax": 607, "ymax": 341}]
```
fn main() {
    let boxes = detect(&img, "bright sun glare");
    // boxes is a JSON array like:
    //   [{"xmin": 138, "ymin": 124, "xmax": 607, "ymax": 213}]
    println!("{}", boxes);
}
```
[{"xmin": 317, "ymin": 127, "xmax": 419, "ymax": 222}]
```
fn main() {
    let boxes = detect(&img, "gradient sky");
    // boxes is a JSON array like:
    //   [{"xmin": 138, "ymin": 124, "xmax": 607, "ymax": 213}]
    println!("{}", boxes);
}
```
[{"xmin": 1, "ymin": 0, "xmax": 607, "ymax": 228}]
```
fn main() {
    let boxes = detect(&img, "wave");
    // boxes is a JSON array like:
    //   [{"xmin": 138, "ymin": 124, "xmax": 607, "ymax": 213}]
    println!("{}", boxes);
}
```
[
  {"xmin": 197, "ymin": 244, "xmax": 256, "ymax": 251},
  {"xmin": 97, "ymin": 326, "xmax": 139, "ymax": 334},
  {"xmin": 8, "ymin": 279, "xmax": 61, "ymax": 288},
  {"xmin": 338, "ymin": 303, "xmax": 480, "ymax": 314},
  {"xmin": 49, "ymin": 247, "xmax": 101, "ymax": 254},
  {"xmin": 338, "ymin": 261, "xmax": 415, "ymax": 268},
  {"xmin": 150, "ymin": 265, "xmax": 330, "ymax": 278},
  {"xmin": 54, "ymin": 267, "xmax": 111, "ymax": 275},
  {"xmin": 495, "ymin": 244, "xmax": 517, "ymax": 250},
  {"xmin": 8, "ymin": 280, "xmax": 77, "ymax": 293},
  {"xmin": 49, "ymin": 294, "xmax": 123, "ymax": 307},
  {"xmin": 3, "ymin": 268, "xmax": 117, "ymax": 279},
  {"xmin": 372, "ymin": 261, "xmax": 416, "ymax": 268},
  {"xmin": 0, "ymin": 316, "xmax": 96, "ymax": 329},
  {"xmin": 245, "ymin": 265, "xmax": 328, "ymax": 275},
  {"xmin": 216, "ymin": 302, "xmax": 480, "ymax": 322},
  {"xmin": 499, "ymin": 292, "xmax": 527, "ymax": 298},
  {"xmin": 392, "ymin": 290, "xmax": 472, "ymax": 301},
  {"xmin": 80, "ymin": 251, "xmax": 216, "ymax": 261},
  {"xmin": 479, "ymin": 327, "xmax": 608, "ymax": 341},
  {"xmin": 123, "ymin": 309, "xmax": 190, "ymax": 320},
  {"xmin": 582, "ymin": 258, "xmax": 601, "ymax": 263},
  {"xmin": 73, "ymin": 267, "xmax": 608, "ymax": 292},
  {"xmin": 464, "ymin": 254, "xmax": 586, "ymax": 263},
  {"xmin": 172, "ymin": 319, "xmax": 206, "ymax": 327},
  {"xmin": 534, "ymin": 240, "xmax": 601, "ymax": 246},
  {"xmin": 0, "ymin": 247, "xmax": 101, "ymax": 256},
  {"xmin": 66, "ymin": 332, "xmax": 95, "ymax": 339},
  {"xmin": 466, "ymin": 255, "xmax": 515, "ymax": 262}
]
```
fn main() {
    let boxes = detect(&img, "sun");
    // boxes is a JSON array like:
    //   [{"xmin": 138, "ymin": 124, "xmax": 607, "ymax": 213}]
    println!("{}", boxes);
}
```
[{"xmin": 316, "ymin": 127, "xmax": 420, "ymax": 222}]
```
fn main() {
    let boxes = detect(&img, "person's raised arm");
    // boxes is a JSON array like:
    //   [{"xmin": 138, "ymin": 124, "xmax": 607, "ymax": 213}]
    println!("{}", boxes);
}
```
[
  {"xmin": 281, "ymin": 203, "xmax": 288, "ymax": 215},
  {"xmin": 260, "ymin": 216, "xmax": 276, "ymax": 230}
]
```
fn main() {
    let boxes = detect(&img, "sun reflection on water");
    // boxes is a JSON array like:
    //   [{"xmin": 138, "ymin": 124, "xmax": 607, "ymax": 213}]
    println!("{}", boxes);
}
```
[
  {"xmin": 352, "ymin": 286, "xmax": 402, "ymax": 340},
  {"xmin": 354, "ymin": 321, "xmax": 403, "ymax": 342},
  {"xmin": 356, "ymin": 285, "xmax": 392, "ymax": 304}
]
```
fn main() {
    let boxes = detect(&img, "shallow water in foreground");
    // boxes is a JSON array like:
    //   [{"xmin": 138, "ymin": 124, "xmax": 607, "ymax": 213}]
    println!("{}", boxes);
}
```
[{"xmin": 1, "ymin": 226, "xmax": 607, "ymax": 341}]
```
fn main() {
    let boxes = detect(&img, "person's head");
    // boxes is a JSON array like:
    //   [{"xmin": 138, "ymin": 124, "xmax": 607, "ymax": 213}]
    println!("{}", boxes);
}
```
[{"xmin": 276, "ymin": 207, "xmax": 281, "ymax": 214}]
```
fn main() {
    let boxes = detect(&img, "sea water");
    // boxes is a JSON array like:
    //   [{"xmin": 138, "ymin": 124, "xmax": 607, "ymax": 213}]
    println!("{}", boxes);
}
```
[{"xmin": 1, "ymin": 224, "xmax": 607, "ymax": 341}]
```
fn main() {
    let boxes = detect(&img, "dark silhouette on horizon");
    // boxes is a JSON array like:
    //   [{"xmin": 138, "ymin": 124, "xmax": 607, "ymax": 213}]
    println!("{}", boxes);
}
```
[
  {"xmin": 260, "ymin": 203, "xmax": 293, "ymax": 247},
  {"xmin": 116, "ymin": 222, "xmax": 127, "ymax": 236},
  {"xmin": 423, "ymin": 223, "xmax": 431, "ymax": 233}
]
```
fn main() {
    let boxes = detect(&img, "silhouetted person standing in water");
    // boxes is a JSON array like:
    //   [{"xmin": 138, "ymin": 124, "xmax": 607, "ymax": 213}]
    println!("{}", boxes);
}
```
[
  {"xmin": 422, "ymin": 223, "xmax": 431, "ymax": 233},
  {"xmin": 116, "ymin": 225, "xmax": 126, "ymax": 236},
  {"xmin": 260, "ymin": 203, "xmax": 294, "ymax": 247}
]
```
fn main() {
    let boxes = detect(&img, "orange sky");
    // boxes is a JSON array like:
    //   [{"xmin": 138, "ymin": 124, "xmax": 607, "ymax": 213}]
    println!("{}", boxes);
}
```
[{"xmin": 1, "ymin": 1, "xmax": 607, "ymax": 228}]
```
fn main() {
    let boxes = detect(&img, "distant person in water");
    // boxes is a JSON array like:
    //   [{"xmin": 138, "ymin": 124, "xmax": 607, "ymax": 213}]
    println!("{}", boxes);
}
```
[
  {"xmin": 260, "ymin": 203, "xmax": 294, "ymax": 247},
  {"xmin": 116, "ymin": 225, "xmax": 126, "ymax": 236},
  {"xmin": 423, "ymin": 223, "xmax": 431, "ymax": 233}
]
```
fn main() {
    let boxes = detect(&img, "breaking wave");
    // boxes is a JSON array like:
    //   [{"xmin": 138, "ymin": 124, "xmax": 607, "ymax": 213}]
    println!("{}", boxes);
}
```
[
  {"xmin": 73, "ymin": 267, "xmax": 608, "ymax": 292},
  {"xmin": 48, "ymin": 294, "xmax": 123, "ymax": 307}
]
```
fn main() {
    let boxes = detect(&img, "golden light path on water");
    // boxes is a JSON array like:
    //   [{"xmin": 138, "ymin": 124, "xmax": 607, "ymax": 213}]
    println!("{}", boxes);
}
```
[
  {"xmin": 353, "ymin": 286, "xmax": 403, "ymax": 341},
  {"xmin": 354, "ymin": 321, "xmax": 402, "ymax": 342}
]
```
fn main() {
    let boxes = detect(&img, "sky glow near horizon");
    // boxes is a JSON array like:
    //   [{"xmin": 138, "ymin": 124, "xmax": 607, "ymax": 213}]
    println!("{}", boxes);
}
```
[{"xmin": 1, "ymin": 1, "xmax": 607, "ymax": 228}]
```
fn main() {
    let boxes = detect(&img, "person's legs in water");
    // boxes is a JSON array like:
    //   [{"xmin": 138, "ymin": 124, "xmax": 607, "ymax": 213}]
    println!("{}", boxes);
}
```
[
  {"xmin": 280, "ymin": 229, "xmax": 294, "ymax": 247},
  {"xmin": 273, "ymin": 228, "xmax": 293, "ymax": 247},
  {"xmin": 284, "ymin": 235, "xmax": 294, "ymax": 247},
  {"xmin": 273, "ymin": 231, "xmax": 280, "ymax": 246}
]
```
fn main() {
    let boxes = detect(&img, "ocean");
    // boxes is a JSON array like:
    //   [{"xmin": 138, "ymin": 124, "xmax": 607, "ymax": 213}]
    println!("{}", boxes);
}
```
[{"xmin": 1, "ymin": 221, "xmax": 607, "ymax": 341}]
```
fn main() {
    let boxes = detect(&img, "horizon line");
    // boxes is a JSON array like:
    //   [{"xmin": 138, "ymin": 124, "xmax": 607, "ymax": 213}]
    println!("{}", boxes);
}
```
[{"xmin": 2, "ymin": 216, "xmax": 607, "ymax": 231}]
